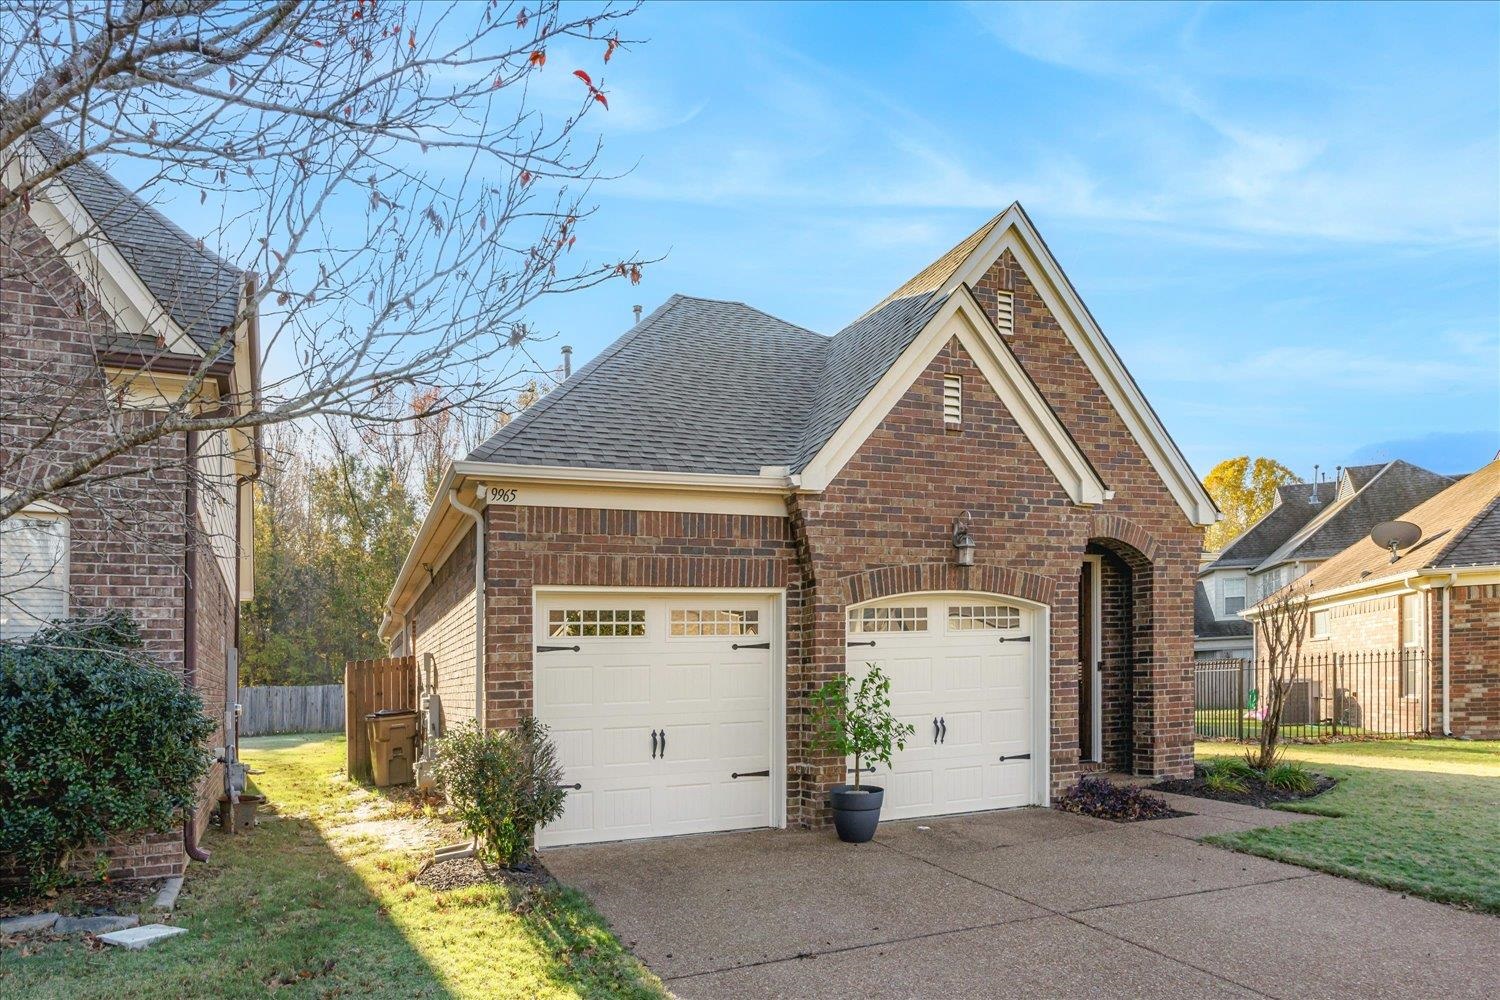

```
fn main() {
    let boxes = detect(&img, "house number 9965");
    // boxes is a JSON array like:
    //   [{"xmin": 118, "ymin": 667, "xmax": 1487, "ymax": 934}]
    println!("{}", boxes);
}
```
[{"xmin": 487, "ymin": 486, "xmax": 518, "ymax": 504}]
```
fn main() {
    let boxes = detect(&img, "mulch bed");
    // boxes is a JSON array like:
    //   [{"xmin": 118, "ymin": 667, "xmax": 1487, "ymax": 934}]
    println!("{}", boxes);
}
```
[
  {"xmin": 1153, "ymin": 766, "xmax": 1336, "ymax": 809},
  {"xmin": 1053, "ymin": 776, "xmax": 1188, "ymax": 823},
  {"xmin": 0, "ymin": 877, "xmax": 163, "ymax": 920},
  {"xmin": 414, "ymin": 855, "xmax": 554, "ymax": 893}
]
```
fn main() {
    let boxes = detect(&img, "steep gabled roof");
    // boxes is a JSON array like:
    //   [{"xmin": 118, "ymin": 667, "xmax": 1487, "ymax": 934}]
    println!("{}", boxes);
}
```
[
  {"xmin": 1275, "ymin": 460, "xmax": 1500, "ymax": 598},
  {"xmin": 466, "ymin": 205, "xmax": 1204, "ymax": 521},
  {"xmin": 470, "ymin": 295, "xmax": 826, "ymax": 475},
  {"xmin": 28, "ymin": 130, "xmax": 243, "ymax": 359},
  {"xmin": 1203, "ymin": 481, "xmax": 1337, "ymax": 570},
  {"xmin": 1255, "ymin": 461, "xmax": 1459, "ymax": 572}
]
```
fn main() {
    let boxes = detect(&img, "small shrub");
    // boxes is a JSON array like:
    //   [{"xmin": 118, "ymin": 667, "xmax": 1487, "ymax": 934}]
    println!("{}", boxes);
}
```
[
  {"xmin": 0, "ymin": 613, "xmax": 214, "ymax": 889},
  {"xmin": 1264, "ymin": 761, "xmax": 1316, "ymax": 794},
  {"xmin": 1202, "ymin": 770, "xmax": 1249, "ymax": 795},
  {"xmin": 1207, "ymin": 756, "xmax": 1256, "ymax": 780},
  {"xmin": 434, "ymin": 718, "xmax": 566, "ymax": 866},
  {"xmin": 1055, "ymin": 777, "xmax": 1177, "ymax": 821}
]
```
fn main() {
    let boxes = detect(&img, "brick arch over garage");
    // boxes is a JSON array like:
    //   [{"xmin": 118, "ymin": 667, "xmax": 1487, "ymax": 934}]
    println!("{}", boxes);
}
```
[{"xmin": 838, "ymin": 561, "xmax": 1056, "ymax": 608}]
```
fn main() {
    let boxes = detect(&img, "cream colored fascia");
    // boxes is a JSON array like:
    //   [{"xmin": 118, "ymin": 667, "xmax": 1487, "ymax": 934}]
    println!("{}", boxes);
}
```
[
  {"xmin": 941, "ymin": 206, "xmax": 1218, "ymax": 526},
  {"xmin": 9, "ymin": 140, "xmax": 201, "ymax": 358},
  {"xmin": 101, "ymin": 366, "xmax": 220, "ymax": 411},
  {"xmin": 797, "ymin": 290, "xmax": 1108, "ymax": 505}
]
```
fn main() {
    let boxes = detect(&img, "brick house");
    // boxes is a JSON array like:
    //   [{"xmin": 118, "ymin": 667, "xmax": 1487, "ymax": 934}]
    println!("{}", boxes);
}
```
[
  {"xmin": 1, "ymin": 135, "xmax": 259, "ymax": 878},
  {"xmin": 1248, "ymin": 460, "xmax": 1499, "ymax": 739},
  {"xmin": 382, "ymin": 204, "xmax": 1218, "ymax": 847},
  {"xmin": 1195, "ymin": 462, "xmax": 1458, "ymax": 662}
]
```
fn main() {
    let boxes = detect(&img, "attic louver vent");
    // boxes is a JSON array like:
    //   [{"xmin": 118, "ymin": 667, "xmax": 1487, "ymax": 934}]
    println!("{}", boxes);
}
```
[
  {"xmin": 943, "ymin": 374, "xmax": 962, "ymax": 426},
  {"xmin": 995, "ymin": 290, "xmax": 1015, "ymax": 335}
]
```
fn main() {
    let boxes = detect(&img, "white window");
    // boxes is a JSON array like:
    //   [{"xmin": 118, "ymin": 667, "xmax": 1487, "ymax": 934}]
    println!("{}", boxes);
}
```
[
  {"xmin": 670, "ymin": 608, "xmax": 759, "ymax": 637},
  {"xmin": 1400, "ymin": 593, "xmax": 1422, "ymax": 648},
  {"xmin": 0, "ymin": 506, "xmax": 70, "ymax": 641},
  {"xmin": 994, "ymin": 290, "xmax": 1015, "ymax": 335},
  {"xmin": 942, "ymin": 374, "xmax": 963, "ymax": 426},
  {"xmin": 947, "ymin": 604, "xmax": 1020, "ymax": 631},
  {"xmin": 849, "ymin": 605, "xmax": 928, "ymax": 633},
  {"xmin": 1221, "ymin": 576, "xmax": 1246, "ymax": 618},
  {"xmin": 548, "ymin": 608, "xmax": 645, "ymax": 638},
  {"xmin": 1310, "ymin": 608, "xmax": 1330, "ymax": 639}
]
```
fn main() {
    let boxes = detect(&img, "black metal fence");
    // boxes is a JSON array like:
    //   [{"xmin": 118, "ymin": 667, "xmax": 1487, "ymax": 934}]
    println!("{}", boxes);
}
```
[{"xmin": 1195, "ymin": 650, "xmax": 1430, "ymax": 742}]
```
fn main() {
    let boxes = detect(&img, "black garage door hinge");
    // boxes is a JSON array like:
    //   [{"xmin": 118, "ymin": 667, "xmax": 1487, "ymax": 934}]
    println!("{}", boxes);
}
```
[
  {"xmin": 998, "ymin": 635, "xmax": 1031, "ymax": 643},
  {"xmin": 847, "ymin": 640, "xmax": 877, "ymax": 647},
  {"xmin": 732, "ymin": 641, "xmax": 771, "ymax": 650},
  {"xmin": 997, "ymin": 753, "xmax": 1032, "ymax": 762},
  {"xmin": 536, "ymin": 644, "xmax": 581, "ymax": 653}
]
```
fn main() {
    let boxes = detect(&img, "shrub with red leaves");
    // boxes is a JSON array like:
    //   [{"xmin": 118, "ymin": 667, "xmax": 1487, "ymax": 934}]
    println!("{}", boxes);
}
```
[{"xmin": 1054, "ymin": 776, "xmax": 1180, "ymax": 822}]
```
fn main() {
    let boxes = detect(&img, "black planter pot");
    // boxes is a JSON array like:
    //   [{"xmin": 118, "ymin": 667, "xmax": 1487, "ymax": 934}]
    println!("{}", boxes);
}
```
[{"xmin": 829, "ymin": 784, "xmax": 885, "ymax": 843}]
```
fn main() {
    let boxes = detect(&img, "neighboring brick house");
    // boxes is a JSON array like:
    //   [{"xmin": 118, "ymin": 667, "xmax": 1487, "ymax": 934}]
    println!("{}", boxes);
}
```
[
  {"xmin": 1195, "ymin": 462, "xmax": 1457, "ymax": 661},
  {"xmin": 1, "ymin": 135, "xmax": 259, "ymax": 879},
  {"xmin": 382, "ymin": 203, "xmax": 1218, "ymax": 847},
  {"xmin": 1248, "ymin": 460, "xmax": 1499, "ymax": 739}
]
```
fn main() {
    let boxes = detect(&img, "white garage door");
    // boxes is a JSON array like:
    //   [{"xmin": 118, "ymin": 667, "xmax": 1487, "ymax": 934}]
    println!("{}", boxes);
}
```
[
  {"xmin": 846, "ymin": 594, "xmax": 1039, "ymax": 820},
  {"xmin": 535, "ymin": 592, "xmax": 777, "ymax": 848}
]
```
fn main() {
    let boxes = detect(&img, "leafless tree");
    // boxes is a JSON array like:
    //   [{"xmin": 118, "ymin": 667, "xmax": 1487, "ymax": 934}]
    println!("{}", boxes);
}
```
[
  {"xmin": 0, "ymin": 0, "xmax": 644, "ymax": 525},
  {"xmin": 1252, "ymin": 584, "xmax": 1311, "ymax": 769}
]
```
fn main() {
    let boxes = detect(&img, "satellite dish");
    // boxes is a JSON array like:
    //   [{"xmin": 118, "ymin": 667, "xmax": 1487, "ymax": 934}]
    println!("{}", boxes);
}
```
[{"xmin": 1370, "ymin": 520, "xmax": 1421, "ymax": 563}]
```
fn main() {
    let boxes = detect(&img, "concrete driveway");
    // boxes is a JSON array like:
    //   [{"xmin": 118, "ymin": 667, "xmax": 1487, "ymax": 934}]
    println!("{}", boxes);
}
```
[{"xmin": 543, "ymin": 802, "xmax": 1498, "ymax": 999}]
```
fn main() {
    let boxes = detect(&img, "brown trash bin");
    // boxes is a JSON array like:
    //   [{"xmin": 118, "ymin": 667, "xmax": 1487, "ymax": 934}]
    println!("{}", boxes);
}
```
[{"xmin": 366, "ymin": 708, "xmax": 419, "ymax": 787}]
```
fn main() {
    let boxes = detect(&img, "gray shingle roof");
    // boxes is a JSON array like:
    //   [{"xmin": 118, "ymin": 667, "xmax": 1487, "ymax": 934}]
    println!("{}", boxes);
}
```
[
  {"xmin": 1265, "ymin": 461, "xmax": 1459, "ymax": 568},
  {"xmin": 31, "ymin": 131, "xmax": 243, "ymax": 359},
  {"xmin": 1194, "ymin": 582, "xmax": 1252, "ymax": 639},
  {"xmin": 1205, "ymin": 481, "xmax": 1337, "ymax": 569},
  {"xmin": 469, "ymin": 295, "xmax": 828, "ymax": 475}
]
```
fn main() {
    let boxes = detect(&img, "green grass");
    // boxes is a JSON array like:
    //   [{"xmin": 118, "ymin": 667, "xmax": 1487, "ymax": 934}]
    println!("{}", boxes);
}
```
[
  {"xmin": 0, "ymin": 733, "xmax": 665, "ymax": 999},
  {"xmin": 1197, "ymin": 739, "xmax": 1500, "ymax": 913}
]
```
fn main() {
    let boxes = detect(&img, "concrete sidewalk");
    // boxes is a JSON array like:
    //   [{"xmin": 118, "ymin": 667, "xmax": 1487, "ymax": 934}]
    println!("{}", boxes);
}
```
[{"xmin": 544, "ymin": 806, "xmax": 1498, "ymax": 999}]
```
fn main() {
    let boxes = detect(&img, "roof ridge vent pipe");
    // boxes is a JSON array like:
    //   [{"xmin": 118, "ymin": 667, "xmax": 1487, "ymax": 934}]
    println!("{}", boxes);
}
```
[
  {"xmin": 447, "ymin": 487, "xmax": 487, "ymax": 730},
  {"xmin": 561, "ymin": 345, "xmax": 572, "ymax": 379},
  {"xmin": 632, "ymin": 304, "xmax": 642, "ymax": 325}
]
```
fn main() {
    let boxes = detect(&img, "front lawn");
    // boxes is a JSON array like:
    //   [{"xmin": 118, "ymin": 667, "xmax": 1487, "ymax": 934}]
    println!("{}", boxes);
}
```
[
  {"xmin": 0, "ymin": 733, "xmax": 664, "ymax": 999},
  {"xmin": 1197, "ymin": 739, "xmax": 1500, "ymax": 913}
]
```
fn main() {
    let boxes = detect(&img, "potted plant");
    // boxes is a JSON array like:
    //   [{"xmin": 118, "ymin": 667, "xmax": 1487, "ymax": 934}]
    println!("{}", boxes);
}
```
[{"xmin": 809, "ymin": 665, "xmax": 913, "ymax": 843}]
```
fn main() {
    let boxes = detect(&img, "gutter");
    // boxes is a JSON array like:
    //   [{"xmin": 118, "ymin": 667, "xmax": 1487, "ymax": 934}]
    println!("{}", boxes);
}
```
[
  {"xmin": 1441, "ymin": 573, "xmax": 1454, "ymax": 736},
  {"xmin": 446, "ymin": 486, "xmax": 487, "ymax": 730}
]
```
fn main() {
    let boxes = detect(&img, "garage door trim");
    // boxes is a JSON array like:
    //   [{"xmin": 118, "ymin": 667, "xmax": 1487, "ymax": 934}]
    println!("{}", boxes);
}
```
[
  {"xmin": 532, "ymin": 585, "xmax": 788, "ymax": 835},
  {"xmin": 845, "ymin": 589, "xmax": 1051, "ymax": 808}
]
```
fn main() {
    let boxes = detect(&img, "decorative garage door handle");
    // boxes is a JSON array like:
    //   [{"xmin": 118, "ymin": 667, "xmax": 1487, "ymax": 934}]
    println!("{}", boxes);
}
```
[
  {"xmin": 731, "ymin": 770, "xmax": 770, "ymax": 779},
  {"xmin": 847, "ymin": 640, "xmax": 877, "ymax": 647},
  {"xmin": 660, "ymin": 729, "xmax": 666, "ymax": 758},
  {"xmin": 933, "ymin": 717, "xmax": 940, "ymax": 744},
  {"xmin": 651, "ymin": 730, "xmax": 659, "ymax": 759},
  {"xmin": 997, "ymin": 636, "xmax": 1031, "ymax": 643},
  {"xmin": 939, "ymin": 717, "xmax": 947, "ymax": 743},
  {"xmin": 732, "ymin": 641, "xmax": 771, "ymax": 650},
  {"xmin": 998, "ymin": 753, "xmax": 1032, "ymax": 762},
  {"xmin": 536, "ymin": 644, "xmax": 581, "ymax": 653}
]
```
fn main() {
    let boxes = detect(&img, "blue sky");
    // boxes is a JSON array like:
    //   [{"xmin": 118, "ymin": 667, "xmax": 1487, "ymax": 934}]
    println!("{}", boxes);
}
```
[{"xmin": 517, "ymin": 0, "xmax": 1499, "ymax": 478}]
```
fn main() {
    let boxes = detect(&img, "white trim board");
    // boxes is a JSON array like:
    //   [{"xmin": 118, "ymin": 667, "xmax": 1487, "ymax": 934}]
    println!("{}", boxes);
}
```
[
  {"xmin": 798, "ymin": 287, "xmax": 1110, "ymax": 507},
  {"xmin": 1082, "ymin": 555, "xmax": 1103, "ymax": 765},
  {"xmin": 940, "ymin": 204, "xmax": 1218, "ymax": 526}
]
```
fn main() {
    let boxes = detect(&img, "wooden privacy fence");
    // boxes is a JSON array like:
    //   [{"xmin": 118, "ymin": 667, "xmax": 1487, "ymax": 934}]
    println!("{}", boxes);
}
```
[
  {"xmin": 239, "ymin": 684, "xmax": 345, "ymax": 736},
  {"xmin": 344, "ymin": 655, "xmax": 416, "ymax": 783}
]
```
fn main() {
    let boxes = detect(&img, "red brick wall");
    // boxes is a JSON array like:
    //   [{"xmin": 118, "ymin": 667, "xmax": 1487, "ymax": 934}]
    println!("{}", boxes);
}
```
[
  {"xmin": 482, "ymin": 508, "xmax": 801, "ymax": 729},
  {"xmin": 1, "ymin": 202, "xmax": 232, "ymax": 879},
  {"xmin": 1440, "ymin": 584, "xmax": 1500, "ymax": 738}
]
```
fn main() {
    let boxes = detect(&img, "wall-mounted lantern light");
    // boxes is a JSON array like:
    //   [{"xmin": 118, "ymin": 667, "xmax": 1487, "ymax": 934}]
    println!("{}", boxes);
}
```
[{"xmin": 952, "ymin": 510, "xmax": 976, "ymax": 567}]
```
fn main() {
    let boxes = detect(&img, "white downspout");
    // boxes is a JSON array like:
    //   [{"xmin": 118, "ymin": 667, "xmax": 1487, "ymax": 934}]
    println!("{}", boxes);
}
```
[
  {"xmin": 447, "ymin": 488, "xmax": 487, "ymax": 730},
  {"xmin": 1442, "ymin": 575, "xmax": 1453, "ymax": 737}
]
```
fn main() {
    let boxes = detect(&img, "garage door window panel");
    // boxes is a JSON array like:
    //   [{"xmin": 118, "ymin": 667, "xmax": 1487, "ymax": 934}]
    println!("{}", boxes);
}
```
[
  {"xmin": 849, "ymin": 605, "xmax": 929, "ymax": 633},
  {"xmin": 947, "ymin": 604, "xmax": 1021, "ymax": 631},
  {"xmin": 670, "ymin": 608, "xmax": 760, "ymax": 637},
  {"xmin": 548, "ymin": 608, "xmax": 646, "ymax": 638}
]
